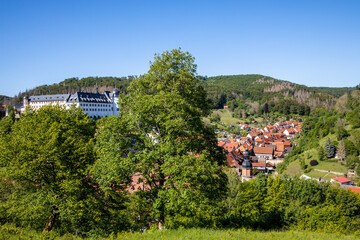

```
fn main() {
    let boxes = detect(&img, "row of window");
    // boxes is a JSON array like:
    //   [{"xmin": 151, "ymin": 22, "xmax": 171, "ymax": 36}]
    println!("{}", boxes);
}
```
[
  {"xmin": 80, "ymin": 103, "xmax": 110, "ymax": 107},
  {"xmin": 32, "ymin": 101, "xmax": 64, "ymax": 105},
  {"xmin": 84, "ymin": 108, "xmax": 113, "ymax": 112}
]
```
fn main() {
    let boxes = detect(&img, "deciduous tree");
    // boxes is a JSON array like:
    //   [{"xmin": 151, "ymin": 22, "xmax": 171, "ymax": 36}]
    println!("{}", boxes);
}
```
[
  {"xmin": 116, "ymin": 49, "xmax": 227, "ymax": 228},
  {"xmin": 0, "ymin": 106, "xmax": 98, "ymax": 233}
]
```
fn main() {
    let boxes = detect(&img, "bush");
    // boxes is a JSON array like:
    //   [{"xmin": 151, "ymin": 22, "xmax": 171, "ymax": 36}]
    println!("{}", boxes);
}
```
[{"xmin": 310, "ymin": 160, "xmax": 319, "ymax": 166}]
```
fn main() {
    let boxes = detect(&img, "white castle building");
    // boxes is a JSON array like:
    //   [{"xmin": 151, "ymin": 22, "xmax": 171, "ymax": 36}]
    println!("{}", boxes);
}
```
[{"xmin": 21, "ymin": 87, "xmax": 120, "ymax": 118}]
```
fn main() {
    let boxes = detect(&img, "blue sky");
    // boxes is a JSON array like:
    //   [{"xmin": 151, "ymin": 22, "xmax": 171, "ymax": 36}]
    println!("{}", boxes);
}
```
[{"xmin": 1, "ymin": 0, "xmax": 359, "ymax": 97}]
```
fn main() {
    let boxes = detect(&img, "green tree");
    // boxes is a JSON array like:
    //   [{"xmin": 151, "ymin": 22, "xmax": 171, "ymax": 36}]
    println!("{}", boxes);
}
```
[
  {"xmin": 299, "ymin": 158, "xmax": 307, "ymax": 170},
  {"xmin": 337, "ymin": 140, "xmax": 346, "ymax": 162},
  {"xmin": 0, "ymin": 106, "xmax": 99, "ymax": 234},
  {"xmin": 324, "ymin": 138, "xmax": 336, "ymax": 159},
  {"xmin": 263, "ymin": 102, "xmax": 269, "ymax": 115},
  {"xmin": 100, "ymin": 49, "xmax": 227, "ymax": 229},
  {"xmin": 0, "ymin": 107, "xmax": 16, "ymax": 135},
  {"xmin": 335, "ymin": 125, "xmax": 349, "ymax": 140},
  {"xmin": 317, "ymin": 146, "xmax": 327, "ymax": 161},
  {"xmin": 240, "ymin": 129, "xmax": 248, "ymax": 137}
]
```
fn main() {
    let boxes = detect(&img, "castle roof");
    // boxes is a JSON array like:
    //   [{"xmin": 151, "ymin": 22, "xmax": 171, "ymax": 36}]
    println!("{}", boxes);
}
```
[
  {"xmin": 29, "ymin": 94, "xmax": 70, "ymax": 102},
  {"xmin": 68, "ymin": 92, "xmax": 112, "ymax": 103}
]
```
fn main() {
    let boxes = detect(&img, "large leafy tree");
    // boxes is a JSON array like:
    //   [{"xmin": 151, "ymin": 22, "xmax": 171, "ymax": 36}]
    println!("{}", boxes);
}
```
[
  {"xmin": 0, "ymin": 106, "xmax": 100, "ymax": 234},
  {"xmin": 96, "ymin": 49, "xmax": 227, "ymax": 229}
]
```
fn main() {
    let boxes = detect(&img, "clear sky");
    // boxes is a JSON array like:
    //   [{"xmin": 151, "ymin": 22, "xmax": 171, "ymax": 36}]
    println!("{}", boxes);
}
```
[{"xmin": 1, "ymin": 0, "xmax": 359, "ymax": 97}]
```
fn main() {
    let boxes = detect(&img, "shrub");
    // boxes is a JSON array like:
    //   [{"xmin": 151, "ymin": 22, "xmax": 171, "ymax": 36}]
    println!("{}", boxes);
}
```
[{"xmin": 310, "ymin": 160, "xmax": 319, "ymax": 166}]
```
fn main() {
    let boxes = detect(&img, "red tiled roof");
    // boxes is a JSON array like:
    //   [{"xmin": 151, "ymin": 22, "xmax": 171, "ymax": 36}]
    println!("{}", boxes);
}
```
[
  {"xmin": 283, "ymin": 142, "xmax": 291, "ymax": 147},
  {"xmin": 254, "ymin": 147, "xmax": 274, "ymax": 155},
  {"xmin": 223, "ymin": 142, "xmax": 239, "ymax": 151},
  {"xmin": 252, "ymin": 162, "xmax": 266, "ymax": 167},
  {"xmin": 266, "ymin": 162, "xmax": 275, "ymax": 167},
  {"xmin": 226, "ymin": 154, "xmax": 236, "ymax": 168},
  {"xmin": 331, "ymin": 176, "xmax": 352, "ymax": 184},
  {"xmin": 347, "ymin": 187, "xmax": 360, "ymax": 194}
]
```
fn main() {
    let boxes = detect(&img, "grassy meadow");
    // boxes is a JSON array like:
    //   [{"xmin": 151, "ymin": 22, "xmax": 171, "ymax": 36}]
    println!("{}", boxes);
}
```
[{"xmin": 2, "ymin": 228, "xmax": 360, "ymax": 240}]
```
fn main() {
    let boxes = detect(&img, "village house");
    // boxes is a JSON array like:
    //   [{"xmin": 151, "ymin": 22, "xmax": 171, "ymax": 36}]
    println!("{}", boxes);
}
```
[
  {"xmin": 219, "ymin": 120, "xmax": 302, "ymax": 178},
  {"xmin": 331, "ymin": 176, "xmax": 353, "ymax": 186},
  {"xmin": 253, "ymin": 146, "xmax": 274, "ymax": 162}
]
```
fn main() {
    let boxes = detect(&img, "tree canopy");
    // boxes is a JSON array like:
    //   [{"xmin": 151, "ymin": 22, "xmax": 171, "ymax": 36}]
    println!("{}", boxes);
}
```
[
  {"xmin": 0, "ymin": 106, "xmax": 99, "ymax": 233},
  {"xmin": 95, "ymin": 48, "xmax": 227, "ymax": 229}
]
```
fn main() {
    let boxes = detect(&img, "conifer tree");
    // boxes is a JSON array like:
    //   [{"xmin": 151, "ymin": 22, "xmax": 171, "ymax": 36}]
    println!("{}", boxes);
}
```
[{"xmin": 324, "ymin": 137, "xmax": 336, "ymax": 159}]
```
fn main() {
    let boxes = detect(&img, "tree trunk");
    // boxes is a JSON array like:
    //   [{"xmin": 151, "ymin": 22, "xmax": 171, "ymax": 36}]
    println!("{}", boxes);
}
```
[{"xmin": 42, "ymin": 207, "xmax": 57, "ymax": 234}]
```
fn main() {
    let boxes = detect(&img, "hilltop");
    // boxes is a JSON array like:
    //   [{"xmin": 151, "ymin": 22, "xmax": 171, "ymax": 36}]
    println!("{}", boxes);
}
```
[
  {"xmin": 0, "ymin": 95, "xmax": 12, "ymax": 105},
  {"xmin": 203, "ymin": 74, "xmax": 337, "ymax": 112},
  {"xmin": 8, "ymin": 74, "xmax": 357, "ymax": 114}
]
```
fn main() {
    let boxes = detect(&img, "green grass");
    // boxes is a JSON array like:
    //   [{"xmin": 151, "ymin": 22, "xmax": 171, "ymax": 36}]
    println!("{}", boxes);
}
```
[
  {"xmin": 2, "ymin": 228, "xmax": 360, "ymax": 240},
  {"xmin": 114, "ymin": 229, "xmax": 360, "ymax": 240},
  {"xmin": 284, "ymin": 160, "xmax": 303, "ymax": 176},
  {"xmin": 312, "ymin": 161, "xmax": 347, "ymax": 174},
  {"xmin": 284, "ymin": 148, "xmax": 347, "ymax": 177},
  {"xmin": 215, "ymin": 110, "xmax": 241, "ymax": 126},
  {"xmin": 305, "ymin": 171, "xmax": 339, "ymax": 180}
]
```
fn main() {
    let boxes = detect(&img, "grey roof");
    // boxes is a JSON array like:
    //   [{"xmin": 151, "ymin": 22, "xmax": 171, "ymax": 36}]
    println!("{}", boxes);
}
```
[
  {"xmin": 67, "ymin": 92, "xmax": 111, "ymax": 103},
  {"xmin": 112, "ymin": 88, "xmax": 119, "ymax": 96},
  {"xmin": 29, "ymin": 94, "xmax": 70, "ymax": 102},
  {"xmin": 13, "ymin": 102, "xmax": 23, "ymax": 109},
  {"xmin": 242, "ymin": 148, "xmax": 252, "ymax": 169},
  {"xmin": 242, "ymin": 159, "xmax": 252, "ymax": 169}
]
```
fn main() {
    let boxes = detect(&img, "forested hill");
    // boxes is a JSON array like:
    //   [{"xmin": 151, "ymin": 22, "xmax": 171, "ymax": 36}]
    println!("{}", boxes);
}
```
[
  {"xmin": 12, "ymin": 76, "xmax": 134, "ymax": 103},
  {"xmin": 0, "ymin": 95, "xmax": 12, "ymax": 105},
  {"xmin": 203, "ymin": 74, "xmax": 337, "ymax": 111},
  {"xmin": 311, "ymin": 86, "xmax": 355, "ymax": 98},
  {"xmin": 10, "ymin": 74, "xmax": 355, "ymax": 113}
]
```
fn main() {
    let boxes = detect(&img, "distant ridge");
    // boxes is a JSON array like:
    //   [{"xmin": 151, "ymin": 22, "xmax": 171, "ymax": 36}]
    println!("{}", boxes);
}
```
[
  {"xmin": 203, "ymin": 74, "xmax": 338, "ymax": 110},
  {"xmin": 8, "ymin": 74, "xmax": 357, "ymax": 111}
]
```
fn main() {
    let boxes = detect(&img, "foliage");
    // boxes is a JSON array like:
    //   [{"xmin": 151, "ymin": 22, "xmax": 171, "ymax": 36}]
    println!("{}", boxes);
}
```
[
  {"xmin": 318, "ymin": 147, "xmax": 327, "ymax": 161},
  {"xmin": 2, "ymin": 226, "xmax": 360, "ymax": 240},
  {"xmin": 324, "ymin": 138, "xmax": 336, "ymax": 159},
  {"xmin": 346, "ymin": 155, "xmax": 360, "ymax": 169},
  {"xmin": 0, "ymin": 106, "xmax": 101, "ymax": 234},
  {"xmin": 337, "ymin": 140, "xmax": 346, "ymax": 161},
  {"xmin": 310, "ymin": 160, "xmax": 319, "ymax": 166},
  {"xmin": 311, "ymin": 87, "xmax": 355, "ymax": 98},
  {"xmin": 95, "ymin": 49, "xmax": 227, "ymax": 229},
  {"xmin": 223, "ymin": 173, "xmax": 360, "ymax": 233},
  {"xmin": 300, "ymin": 158, "xmax": 307, "ymax": 170},
  {"xmin": 204, "ymin": 75, "xmax": 334, "ymax": 115}
]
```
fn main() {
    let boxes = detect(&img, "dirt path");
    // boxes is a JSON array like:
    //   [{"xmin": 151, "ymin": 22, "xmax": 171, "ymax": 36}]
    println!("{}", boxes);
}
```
[{"xmin": 313, "ymin": 169, "xmax": 344, "ymax": 175}]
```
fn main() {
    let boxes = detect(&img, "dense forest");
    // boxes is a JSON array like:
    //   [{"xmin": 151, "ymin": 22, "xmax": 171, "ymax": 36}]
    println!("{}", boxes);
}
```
[
  {"xmin": 0, "ymin": 95, "xmax": 12, "ymax": 105},
  {"xmin": 4, "ymin": 73, "xmax": 357, "ymax": 117},
  {"xmin": 311, "ymin": 86, "xmax": 355, "ymax": 98},
  {"xmin": 1, "ymin": 49, "xmax": 360, "ymax": 238},
  {"xmin": 278, "ymin": 88, "xmax": 360, "ymax": 175},
  {"xmin": 203, "ymin": 75, "xmax": 337, "ymax": 117}
]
